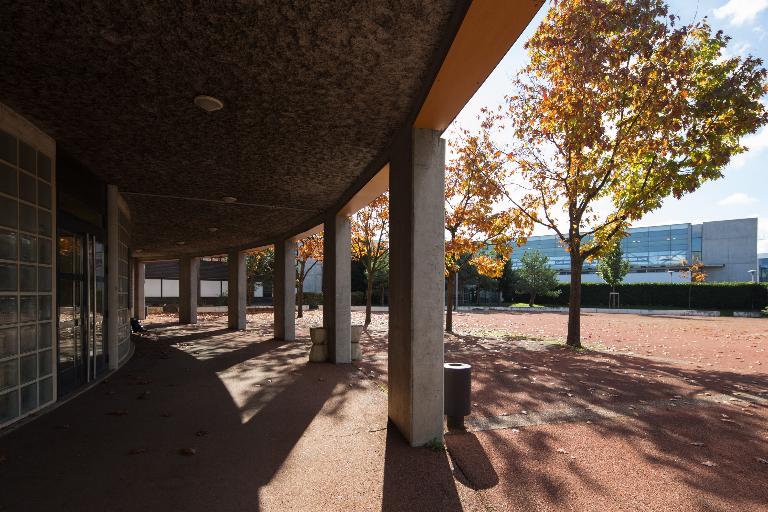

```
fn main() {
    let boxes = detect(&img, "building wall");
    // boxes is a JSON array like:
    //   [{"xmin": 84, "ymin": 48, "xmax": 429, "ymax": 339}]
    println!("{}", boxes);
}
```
[{"xmin": 701, "ymin": 218, "xmax": 758, "ymax": 282}]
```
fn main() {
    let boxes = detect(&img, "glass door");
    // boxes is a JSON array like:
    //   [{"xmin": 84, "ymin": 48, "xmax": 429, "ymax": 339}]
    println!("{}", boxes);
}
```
[
  {"xmin": 57, "ymin": 233, "xmax": 85, "ymax": 396},
  {"xmin": 57, "ymin": 232, "xmax": 106, "ymax": 397}
]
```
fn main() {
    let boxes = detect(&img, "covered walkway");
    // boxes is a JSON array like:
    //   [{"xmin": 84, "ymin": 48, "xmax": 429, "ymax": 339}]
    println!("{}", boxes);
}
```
[{"xmin": 0, "ymin": 320, "xmax": 478, "ymax": 512}]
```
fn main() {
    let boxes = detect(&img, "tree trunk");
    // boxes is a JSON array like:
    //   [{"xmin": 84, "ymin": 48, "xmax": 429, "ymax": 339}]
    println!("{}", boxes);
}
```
[
  {"xmin": 296, "ymin": 260, "xmax": 305, "ymax": 318},
  {"xmin": 446, "ymin": 271, "xmax": 456, "ymax": 332},
  {"xmin": 529, "ymin": 292, "xmax": 536, "ymax": 307},
  {"xmin": 365, "ymin": 272, "xmax": 374, "ymax": 328},
  {"xmin": 567, "ymin": 255, "xmax": 583, "ymax": 348}
]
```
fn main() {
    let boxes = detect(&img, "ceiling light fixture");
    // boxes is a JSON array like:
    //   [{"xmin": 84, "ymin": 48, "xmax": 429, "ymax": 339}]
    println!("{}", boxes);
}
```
[
  {"xmin": 194, "ymin": 95, "xmax": 224, "ymax": 112},
  {"xmin": 208, "ymin": 227, "xmax": 219, "ymax": 233},
  {"xmin": 221, "ymin": 196, "xmax": 237, "ymax": 203},
  {"xmin": 176, "ymin": 241, "xmax": 186, "ymax": 246}
]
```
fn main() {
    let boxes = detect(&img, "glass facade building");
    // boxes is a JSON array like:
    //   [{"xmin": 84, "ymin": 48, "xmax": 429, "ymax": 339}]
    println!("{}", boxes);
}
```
[
  {"xmin": 511, "ymin": 223, "xmax": 694, "ymax": 273},
  {"xmin": 759, "ymin": 256, "xmax": 768, "ymax": 283}
]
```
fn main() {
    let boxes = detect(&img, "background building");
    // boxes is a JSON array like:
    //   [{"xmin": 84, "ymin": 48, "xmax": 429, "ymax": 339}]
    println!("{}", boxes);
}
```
[{"xmin": 510, "ymin": 218, "xmax": 759, "ymax": 283}]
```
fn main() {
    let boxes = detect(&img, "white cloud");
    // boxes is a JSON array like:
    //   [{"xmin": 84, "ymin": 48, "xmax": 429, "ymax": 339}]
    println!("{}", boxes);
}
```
[
  {"xmin": 717, "ymin": 192, "xmax": 758, "ymax": 206},
  {"xmin": 714, "ymin": 0, "xmax": 768, "ymax": 25},
  {"xmin": 730, "ymin": 127, "xmax": 768, "ymax": 169}
]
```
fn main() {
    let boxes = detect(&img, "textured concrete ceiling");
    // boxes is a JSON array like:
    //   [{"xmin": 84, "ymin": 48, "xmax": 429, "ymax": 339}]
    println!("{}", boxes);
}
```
[{"xmin": 0, "ymin": 1, "xmax": 467, "ymax": 257}]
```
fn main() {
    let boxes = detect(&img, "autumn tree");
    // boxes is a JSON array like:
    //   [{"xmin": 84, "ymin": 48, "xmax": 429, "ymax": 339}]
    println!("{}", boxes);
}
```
[
  {"xmin": 596, "ymin": 241, "xmax": 630, "ymax": 292},
  {"xmin": 680, "ymin": 258, "xmax": 707, "ymax": 308},
  {"xmin": 246, "ymin": 247, "xmax": 274, "ymax": 301},
  {"xmin": 351, "ymin": 193, "xmax": 389, "ymax": 328},
  {"xmin": 444, "ymin": 126, "xmax": 529, "ymax": 332},
  {"xmin": 501, "ymin": 0, "xmax": 768, "ymax": 347},
  {"xmin": 296, "ymin": 233, "xmax": 323, "ymax": 318},
  {"xmin": 516, "ymin": 250, "xmax": 561, "ymax": 307}
]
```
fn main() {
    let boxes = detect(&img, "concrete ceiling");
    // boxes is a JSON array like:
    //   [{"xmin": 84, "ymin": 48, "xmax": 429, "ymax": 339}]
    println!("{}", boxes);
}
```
[{"xmin": 0, "ymin": 1, "xmax": 470, "ymax": 258}]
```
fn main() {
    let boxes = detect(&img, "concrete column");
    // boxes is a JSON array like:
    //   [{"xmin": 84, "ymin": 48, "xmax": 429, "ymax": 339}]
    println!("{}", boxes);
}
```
[
  {"xmin": 227, "ymin": 250, "xmax": 247, "ymax": 330},
  {"xmin": 179, "ymin": 256, "xmax": 200, "ymax": 324},
  {"xmin": 322, "ymin": 215, "xmax": 352, "ymax": 363},
  {"xmin": 106, "ymin": 184, "xmax": 120, "ymax": 370},
  {"xmin": 388, "ymin": 128, "xmax": 445, "ymax": 447},
  {"xmin": 274, "ymin": 239, "xmax": 296, "ymax": 341},
  {"xmin": 133, "ymin": 260, "xmax": 145, "ymax": 320}
]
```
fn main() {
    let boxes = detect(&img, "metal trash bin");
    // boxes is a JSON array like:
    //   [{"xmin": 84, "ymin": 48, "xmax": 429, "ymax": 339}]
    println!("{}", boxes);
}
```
[{"xmin": 444, "ymin": 362, "xmax": 471, "ymax": 430}]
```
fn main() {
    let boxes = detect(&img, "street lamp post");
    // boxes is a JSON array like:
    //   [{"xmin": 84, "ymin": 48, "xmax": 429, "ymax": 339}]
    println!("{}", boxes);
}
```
[{"xmin": 748, "ymin": 270, "xmax": 756, "ymax": 283}]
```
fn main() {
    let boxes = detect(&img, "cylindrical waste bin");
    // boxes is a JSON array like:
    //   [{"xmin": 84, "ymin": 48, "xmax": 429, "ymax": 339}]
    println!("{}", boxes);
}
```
[{"xmin": 444, "ymin": 362, "xmax": 471, "ymax": 430}]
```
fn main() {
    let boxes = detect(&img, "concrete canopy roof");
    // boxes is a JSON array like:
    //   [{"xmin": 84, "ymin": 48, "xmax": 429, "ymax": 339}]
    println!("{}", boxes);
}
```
[{"xmin": 0, "ymin": 1, "xmax": 542, "ymax": 259}]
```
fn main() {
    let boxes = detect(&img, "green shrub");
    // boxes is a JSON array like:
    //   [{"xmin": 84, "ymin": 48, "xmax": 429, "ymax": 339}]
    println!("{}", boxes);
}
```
[
  {"xmin": 535, "ymin": 282, "xmax": 768, "ymax": 311},
  {"xmin": 301, "ymin": 292, "xmax": 322, "ymax": 306},
  {"xmin": 351, "ymin": 291, "xmax": 366, "ymax": 306}
]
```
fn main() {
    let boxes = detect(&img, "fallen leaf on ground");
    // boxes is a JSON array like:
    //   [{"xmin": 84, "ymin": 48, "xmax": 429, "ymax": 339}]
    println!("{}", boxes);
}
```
[
  {"xmin": 756, "ymin": 457, "xmax": 768, "ymax": 465},
  {"xmin": 689, "ymin": 442, "xmax": 705, "ymax": 447},
  {"xmin": 556, "ymin": 448, "xmax": 568, "ymax": 454},
  {"xmin": 701, "ymin": 461, "xmax": 717, "ymax": 467}
]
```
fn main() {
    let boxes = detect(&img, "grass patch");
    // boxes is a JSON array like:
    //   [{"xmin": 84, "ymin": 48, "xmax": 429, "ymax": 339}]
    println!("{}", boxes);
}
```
[{"xmin": 424, "ymin": 438, "xmax": 445, "ymax": 452}]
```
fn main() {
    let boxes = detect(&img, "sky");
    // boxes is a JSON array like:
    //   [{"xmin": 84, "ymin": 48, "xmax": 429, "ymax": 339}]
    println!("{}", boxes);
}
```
[{"xmin": 448, "ymin": 0, "xmax": 768, "ymax": 253}]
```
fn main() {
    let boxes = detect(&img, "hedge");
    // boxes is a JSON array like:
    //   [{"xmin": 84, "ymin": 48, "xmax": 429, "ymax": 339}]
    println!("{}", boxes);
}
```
[{"xmin": 529, "ymin": 282, "xmax": 768, "ymax": 311}]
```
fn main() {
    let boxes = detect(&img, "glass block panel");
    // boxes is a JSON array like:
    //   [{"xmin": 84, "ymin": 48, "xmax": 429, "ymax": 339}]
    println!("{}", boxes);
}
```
[
  {"xmin": 37, "ymin": 322, "xmax": 51, "ymax": 348},
  {"xmin": 0, "ymin": 297, "xmax": 17, "ymax": 324},
  {"xmin": 37, "ymin": 153, "xmax": 51, "ymax": 182},
  {"xmin": 0, "ymin": 263, "xmax": 17, "ymax": 291},
  {"xmin": 19, "ymin": 324, "xmax": 35, "ymax": 353},
  {"xmin": 0, "ymin": 195, "xmax": 17, "ymax": 229},
  {"xmin": 37, "ymin": 237, "xmax": 51, "ymax": 265},
  {"xmin": 38, "ymin": 295, "xmax": 51, "ymax": 321},
  {"xmin": 0, "ymin": 161, "xmax": 17, "ymax": 196},
  {"xmin": 19, "ymin": 233, "xmax": 35, "ymax": 262},
  {"xmin": 37, "ymin": 266, "xmax": 50, "ymax": 292},
  {"xmin": 0, "ymin": 229, "xmax": 17, "ymax": 260},
  {"xmin": 20, "ymin": 354, "xmax": 35, "ymax": 384},
  {"xmin": 0, "ymin": 359, "xmax": 17, "ymax": 391},
  {"xmin": 38, "ymin": 376, "xmax": 52, "ymax": 405},
  {"xmin": 0, "ymin": 389, "xmax": 19, "ymax": 423},
  {"xmin": 38, "ymin": 209, "xmax": 51, "ymax": 236},
  {"xmin": 38, "ymin": 349, "xmax": 51, "ymax": 376},
  {"xmin": 19, "ymin": 264, "xmax": 36, "ymax": 292},
  {"xmin": 0, "ymin": 327, "xmax": 16, "ymax": 359},
  {"xmin": 19, "ymin": 296, "xmax": 35, "ymax": 322},
  {"xmin": 38, "ymin": 181, "xmax": 51, "ymax": 209},
  {"xmin": 19, "ymin": 202, "xmax": 36, "ymax": 233},
  {"xmin": 0, "ymin": 130, "xmax": 16, "ymax": 165},
  {"xmin": 19, "ymin": 171, "xmax": 36, "ymax": 204},
  {"xmin": 20, "ymin": 382, "xmax": 37, "ymax": 413},
  {"xmin": 18, "ymin": 142, "xmax": 35, "ymax": 173}
]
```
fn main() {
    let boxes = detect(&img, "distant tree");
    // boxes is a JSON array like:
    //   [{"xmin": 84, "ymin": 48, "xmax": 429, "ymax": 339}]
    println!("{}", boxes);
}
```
[
  {"xmin": 444, "ymin": 125, "xmax": 529, "ymax": 332},
  {"xmin": 246, "ymin": 248, "xmax": 274, "ymax": 301},
  {"xmin": 597, "ymin": 241, "xmax": 630, "ymax": 291},
  {"xmin": 499, "ymin": 259, "xmax": 521, "ymax": 303},
  {"xmin": 516, "ymin": 250, "xmax": 561, "ymax": 307},
  {"xmin": 296, "ymin": 233, "xmax": 323, "ymax": 318},
  {"xmin": 500, "ymin": 0, "xmax": 768, "ymax": 347},
  {"xmin": 680, "ymin": 259, "xmax": 707, "ymax": 308},
  {"xmin": 351, "ymin": 193, "xmax": 389, "ymax": 328}
]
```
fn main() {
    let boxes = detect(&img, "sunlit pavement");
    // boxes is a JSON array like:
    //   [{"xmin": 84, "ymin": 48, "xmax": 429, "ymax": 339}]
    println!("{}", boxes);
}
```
[{"xmin": 1, "ymin": 312, "xmax": 766, "ymax": 511}]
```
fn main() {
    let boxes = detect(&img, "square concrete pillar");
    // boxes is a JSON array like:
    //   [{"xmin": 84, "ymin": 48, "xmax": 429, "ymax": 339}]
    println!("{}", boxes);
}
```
[
  {"xmin": 133, "ymin": 260, "xmax": 145, "ymax": 320},
  {"xmin": 227, "ymin": 250, "xmax": 247, "ymax": 330},
  {"xmin": 274, "ymin": 239, "xmax": 296, "ymax": 341},
  {"xmin": 179, "ymin": 256, "xmax": 200, "ymax": 324},
  {"xmin": 322, "ymin": 215, "xmax": 352, "ymax": 363},
  {"xmin": 388, "ymin": 128, "xmax": 445, "ymax": 447},
  {"xmin": 106, "ymin": 184, "xmax": 120, "ymax": 369}
]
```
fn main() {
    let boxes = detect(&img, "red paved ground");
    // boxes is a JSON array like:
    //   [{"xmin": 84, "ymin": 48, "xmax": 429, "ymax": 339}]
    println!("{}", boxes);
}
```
[{"xmin": 1, "ymin": 310, "xmax": 765, "ymax": 511}]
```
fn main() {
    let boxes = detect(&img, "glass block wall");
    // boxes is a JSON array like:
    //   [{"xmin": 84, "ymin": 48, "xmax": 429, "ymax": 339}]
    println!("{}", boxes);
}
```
[
  {"xmin": 0, "ymin": 128, "xmax": 55, "ymax": 427},
  {"xmin": 117, "ymin": 210, "xmax": 131, "ymax": 362}
]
